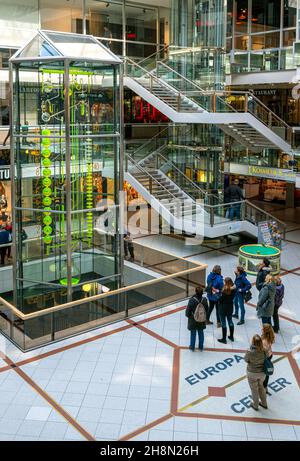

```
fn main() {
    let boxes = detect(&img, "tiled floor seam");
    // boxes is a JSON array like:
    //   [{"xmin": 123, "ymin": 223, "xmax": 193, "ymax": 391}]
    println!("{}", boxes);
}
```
[{"xmin": 0, "ymin": 351, "xmax": 96, "ymax": 441}]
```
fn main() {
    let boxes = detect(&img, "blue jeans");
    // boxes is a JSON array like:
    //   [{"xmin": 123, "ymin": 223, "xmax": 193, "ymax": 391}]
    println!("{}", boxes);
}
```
[
  {"xmin": 219, "ymin": 313, "xmax": 234, "ymax": 329},
  {"xmin": 190, "ymin": 329, "xmax": 204, "ymax": 350},
  {"xmin": 261, "ymin": 316, "xmax": 272, "ymax": 325},
  {"xmin": 234, "ymin": 292, "xmax": 245, "ymax": 321},
  {"xmin": 229, "ymin": 203, "xmax": 241, "ymax": 221}
]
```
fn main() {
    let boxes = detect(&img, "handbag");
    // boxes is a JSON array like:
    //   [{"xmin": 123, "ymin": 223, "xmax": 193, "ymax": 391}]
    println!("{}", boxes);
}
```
[
  {"xmin": 263, "ymin": 353, "xmax": 274, "ymax": 376},
  {"xmin": 244, "ymin": 290, "xmax": 252, "ymax": 302}
]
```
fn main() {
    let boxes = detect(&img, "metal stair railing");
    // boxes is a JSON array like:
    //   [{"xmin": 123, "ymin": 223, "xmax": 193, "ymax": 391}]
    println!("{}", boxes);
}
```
[
  {"xmin": 126, "ymin": 152, "xmax": 184, "ymax": 205},
  {"xmin": 129, "ymin": 126, "xmax": 169, "ymax": 163},
  {"xmin": 155, "ymin": 61, "xmax": 292, "ymax": 143},
  {"xmin": 124, "ymin": 57, "xmax": 199, "ymax": 113},
  {"xmin": 204, "ymin": 199, "xmax": 287, "ymax": 238}
]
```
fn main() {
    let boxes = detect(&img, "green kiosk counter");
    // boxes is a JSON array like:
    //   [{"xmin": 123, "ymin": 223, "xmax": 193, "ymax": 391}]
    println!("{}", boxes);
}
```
[{"xmin": 239, "ymin": 244, "xmax": 281, "ymax": 276}]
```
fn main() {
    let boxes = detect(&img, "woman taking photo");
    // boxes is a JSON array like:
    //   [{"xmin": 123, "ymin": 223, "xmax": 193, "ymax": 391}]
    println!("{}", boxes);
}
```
[
  {"xmin": 244, "ymin": 335, "xmax": 268, "ymax": 411},
  {"xmin": 261, "ymin": 324, "xmax": 275, "ymax": 394},
  {"xmin": 218, "ymin": 277, "xmax": 236, "ymax": 344}
]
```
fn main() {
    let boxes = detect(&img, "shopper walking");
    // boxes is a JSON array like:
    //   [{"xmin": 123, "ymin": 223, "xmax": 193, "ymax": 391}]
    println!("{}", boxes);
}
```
[
  {"xmin": 0, "ymin": 225, "xmax": 10, "ymax": 265},
  {"xmin": 256, "ymin": 258, "xmax": 271, "ymax": 291},
  {"xmin": 233, "ymin": 266, "xmax": 251, "ymax": 325},
  {"xmin": 206, "ymin": 265, "xmax": 224, "ymax": 327},
  {"xmin": 218, "ymin": 277, "xmax": 236, "ymax": 344},
  {"xmin": 185, "ymin": 287, "xmax": 208, "ymax": 351},
  {"xmin": 124, "ymin": 231, "xmax": 134, "ymax": 262},
  {"xmin": 261, "ymin": 324, "xmax": 275, "ymax": 394},
  {"xmin": 273, "ymin": 276, "xmax": 285, "ymax": 333},
  {"xmin": 256, "ymin": 274, "xmax": 276, "ymax": 325},
  {"xmin": 244, "ymin": 334, "xmax": 268, "ymax": 411}
]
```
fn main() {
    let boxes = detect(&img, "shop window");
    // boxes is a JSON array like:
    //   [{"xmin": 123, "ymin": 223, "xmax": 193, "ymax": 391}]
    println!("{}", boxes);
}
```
[
  {"xmin": 283, "ymin": 29, "xmax": 296, "ymax": 47},
  {"xmin": 40, "ymin": 0, "xmax": 83, "ymax": 33},
  {"xmin": 283, "ymin": 0, "xmax": 297, "ymax": 28},
  {"xmin": 235, "ymin": 35, "xmax": 249, "ymax": 50},
  {"xmin": 251, "ymin": 0, "xmax": 280, "ymax": 33},
  {"xmin": 86, "ymin": 0, "xmax": 123, "ymax": 41},
  {"xmin": 251, "ymin": 32, "xmax": 280, "ymax": 50},
  {"xmin": 126, "ymin": 4, "xmax": 157, "ymax": 44},
  {"xmin": 235, "ymin": 0, "xmax": 248, "ymax": 35}
]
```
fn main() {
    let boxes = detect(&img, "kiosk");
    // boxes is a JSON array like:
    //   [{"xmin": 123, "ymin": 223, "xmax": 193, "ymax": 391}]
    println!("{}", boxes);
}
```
[{"xmin": 239, "ymin": 244, "xmax": 281, "ymax": 276}]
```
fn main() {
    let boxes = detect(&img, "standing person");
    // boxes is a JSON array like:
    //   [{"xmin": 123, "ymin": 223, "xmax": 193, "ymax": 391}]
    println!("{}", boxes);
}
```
[
  {"xmin": 261, "ymin": 324, "xmax": 275, "ymax": 395},
  {"xmin": 256, "ymin": 258, "xmax": 271, "ymax": 292},
  {"xmin": 206, "ymin": 265, "xmax": 224, "ymax": 327},
  {"xmin": 103, "ymin": 25, "xmax": 112, "ymax": 49},
  {"xmin": 0, "ymin": 225, "xmax": 10, "ymax": 265},
  {"xmin": 233, "ymin": 266, "xmax": 251, "ymax": 325},
  {"xmin": 256, "ymin": 274, "xmax": 276, "ymax": 325},
  {"xmin": 224, "ymin": 178, "xmax": 244, "ymax": 220},
  {"xmin": 124, "ymin": 231, "xmax": 134, "ymax": 262},
  {"xmin": 185, "ymin": 287, "xmax": 208, "ymax": 351},
  {"xmin": 244, "ymin": 334, "xmax": 268, "ymax": 411},
  {"xmin": 218, "ymin": 277, "xmax": 236, "ymax": 344},
  {"xmin": 5, "ymin": 219, "xmax": 12, "ymax": 260},
  {"xmin": 273, "ymin": 276, "xmax": 284, "ymax": 333}
]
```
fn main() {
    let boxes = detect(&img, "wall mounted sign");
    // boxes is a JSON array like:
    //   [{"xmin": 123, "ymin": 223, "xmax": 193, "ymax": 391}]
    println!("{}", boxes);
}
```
[
  {"xmin": 0, "ymin": 167, "xmax": 10, "ymax": 180},
  {"xmin": 225, "ymin": 162, "xmax": 296, "ymax": 183}
]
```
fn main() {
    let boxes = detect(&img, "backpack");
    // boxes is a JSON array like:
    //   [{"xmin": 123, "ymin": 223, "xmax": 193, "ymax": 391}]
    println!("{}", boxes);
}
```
[{"xmin": 193, "ymin": 299, "xmax": 207, "ymax": 323}]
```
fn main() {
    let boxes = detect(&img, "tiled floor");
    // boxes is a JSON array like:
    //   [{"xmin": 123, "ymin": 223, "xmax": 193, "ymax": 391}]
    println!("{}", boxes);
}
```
[{"xmin": 0, "ymin": 213, "xmax": 300, "ymax": 441}]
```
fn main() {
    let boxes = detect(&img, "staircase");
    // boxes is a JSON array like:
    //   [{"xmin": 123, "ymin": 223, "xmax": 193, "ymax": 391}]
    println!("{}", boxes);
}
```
[
  {"xmin": 125, "ymin": 143, "xmax": 287, "ymax": 239},
  {"xmin": 124, "ymin": 58, "xmax": 293, "ymax": 154}
]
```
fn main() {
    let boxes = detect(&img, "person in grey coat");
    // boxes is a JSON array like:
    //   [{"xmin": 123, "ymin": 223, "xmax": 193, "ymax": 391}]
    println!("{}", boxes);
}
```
[
  {"xmin": 256, "ymin": 274, "xmax": 276, "ymax": 325},
  {"xmin": 185, "ymin": 287, "xmax": 208, "ymax": 351}
]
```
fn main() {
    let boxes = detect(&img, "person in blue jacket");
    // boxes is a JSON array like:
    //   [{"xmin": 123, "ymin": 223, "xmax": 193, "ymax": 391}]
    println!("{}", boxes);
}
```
[
  {"xmin": 233, "ymin": 266, "xmax": 251, "ymax": 325},
  {"xmin": 206, "ymin": 265, "xmax": 224, "ymax": 327}
]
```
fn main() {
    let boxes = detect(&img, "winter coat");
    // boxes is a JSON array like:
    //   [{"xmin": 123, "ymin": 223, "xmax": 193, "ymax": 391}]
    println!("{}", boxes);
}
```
[
  {"xmin": 256, "ymin": 282, "xmax": 276, "ymax": 318},
  {"xmin": 185, "ymin": 295, "xmax": 208, "ymax": 331},
  {"xmin": 255, "ymin": 266, "xmax": 271, "ymax": 291},
  {"xmin": 218, "ymin": 287, "xmax": 236, "ymax": 316},
  {"xmin": 275, "ymin": 284, "xmax": 285, "ymax": 308},
  {"xmin": 244, "ymin": 345, "xmax": 265, "ymax": 373},
  {"xmin": 235, "ymin": 272, "xmax": 251, "ymax": 295},
  {"xmin": 224, "ymin": 184, "xmax": 244, "ymax": 202},
  {"xmin": 206, "ymin": 272, "xmax": 224, "ymax": 301}
]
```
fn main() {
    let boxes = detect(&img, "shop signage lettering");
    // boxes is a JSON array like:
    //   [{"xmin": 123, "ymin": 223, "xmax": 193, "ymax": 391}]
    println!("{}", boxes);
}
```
[
  {"xmin": 253, "ymin": 89, "xmax": 277, "ymax": 96},
  {"xmin": 0, "ymin": 168, "xmax": 10, "ymax": 180},
  {"xmin": 248, "ymin": 165, "xmax": 295, "ymax": 180},
  {"xmin": 230, "ymin": 378, "xmax": 292, "ymax": 413},
  {"xmin": 185, "ymin": 355, "xmax": 244, "ymax": 385}
]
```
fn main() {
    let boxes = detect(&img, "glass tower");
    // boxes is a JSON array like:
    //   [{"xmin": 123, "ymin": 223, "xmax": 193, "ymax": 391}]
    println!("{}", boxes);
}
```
[{"xmin": 10, "ymin": 31, "xmax": 123, "ymax": 313}]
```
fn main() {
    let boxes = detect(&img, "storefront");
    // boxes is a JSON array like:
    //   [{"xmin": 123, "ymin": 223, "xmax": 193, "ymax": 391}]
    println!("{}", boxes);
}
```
[
  {"xmin": 224, "ymin": 162, "xmax": 299, "ymax": 206},
  {"xmin": 0, "ymin": 165, "xmax": 11, "ymax": 223}
]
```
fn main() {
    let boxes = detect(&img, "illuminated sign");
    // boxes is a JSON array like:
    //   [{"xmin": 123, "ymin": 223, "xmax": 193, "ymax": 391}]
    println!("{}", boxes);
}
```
[
  {"xmin": 226, "ymin": 163, "xmax": 296, "ymax": 182},
  {"xmin": 0, "ymin": 168, "xmax": 10, "ymax": 180}
]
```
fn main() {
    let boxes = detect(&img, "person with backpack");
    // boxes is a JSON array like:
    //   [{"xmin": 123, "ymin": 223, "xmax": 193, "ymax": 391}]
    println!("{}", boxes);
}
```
[
  {"xmin": 244, "ymin": 334, "xmax": 268, "ymax": 411},
  {"xmin": 273, "ymin": 276, "xmax": 284, "ymax": 333},
  {"xmin": 206, "ymin": 265, "xmax": 224, "ymax": 327},
  {"xmin": 185, "ymin": 287, "xmax": 208, "ymax": 351},
  {"xmin": 232, "ymin": 266, "xmax": 252, "ymax": 325},
  {"xmin": 256, "ymin": 258, "xmax": 272, "ymax": 292},
  {"xmin": 218, "ymin": 277, "xmax": 236, "ymax": 344},
  {"xmin": 256, "ymin": 274, "xmax": 276, "ymax": 325},
  {"xmin": 261, "ymin": 324, "xmax": 275, "ymax": 394}
]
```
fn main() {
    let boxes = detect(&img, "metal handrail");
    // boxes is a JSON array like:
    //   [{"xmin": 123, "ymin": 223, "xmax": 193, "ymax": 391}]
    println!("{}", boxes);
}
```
[
  {"xmin": 138, "ymin": 44, "xmax": 170, "ymax": 68},
  {"xmin": 155, "ymin": 61, "xmax": 291, "ymax": 134},
  {"xmin": 125, "ymin": 57, "xmax": 194, "ymax": 111},
  {"xmin": 126, "ymin": 152, "xmax": 183, "ymax": 203},
  {"xmin": 130, "ymin": 126, "xmax": 169, "ymax": 159},
  {"xmin": 155, "ymin": 151, "xmax": 209, "ymax": 200}
]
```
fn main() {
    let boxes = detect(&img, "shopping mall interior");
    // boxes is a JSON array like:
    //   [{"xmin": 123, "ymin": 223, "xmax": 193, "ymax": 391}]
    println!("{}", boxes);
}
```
[{"xmin": 0, "ymin": 0, "xmax": 299, "ymax": 443}]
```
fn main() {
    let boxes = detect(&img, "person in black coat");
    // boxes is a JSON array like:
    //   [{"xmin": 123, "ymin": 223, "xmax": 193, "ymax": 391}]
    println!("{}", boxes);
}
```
[
  {"xmin": 218, "ymin": 277, "xmax": 236, "ymax": 344},
  {"xmin": 256, "ymin": 258, "xmax": 271, "ymax": 292},
  {"xmin": 185, "ymin": 287, "xmax": 208, "ymax": 351}
]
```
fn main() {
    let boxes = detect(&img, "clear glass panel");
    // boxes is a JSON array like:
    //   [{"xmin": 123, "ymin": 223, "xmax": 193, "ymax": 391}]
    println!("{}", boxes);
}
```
[
  {"xmin": 235, "ymin": 0, "xmax": 248, "ymax": 34},
  {"xmin": 126, "ymin": 3, "xmax": 157, "ymax": 45},
  {"xmin": 86, "ymin": 0, "xmax": 123, "ymax": 41},
  {"xmin": 283, "ymin": 0, "xmax": 297, "ymax": 28},
  {"xmin": 17, "ymin": 35, "xmax": 61, "ymax": 58},
  {"xmin": 44, "ymin": 31, "xmax": 120, "ymax": 61},
  {"xmin": 283, "ymin": 29, "xmax": 296, "ymax": 47},
  {"xmin": 251, "ymin": 32, "xmax": 280, "ymax": 50},
  {"xmin": 252, "ymin": 0, "xmax": 280, "ymax": 32},
  {"xmin": 0, "ymin": 0, "xmax": 39, "ymax": 47},
  {"xmin": 40, "ymin": 0, "xmax": 83, "ymax": 33}
]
